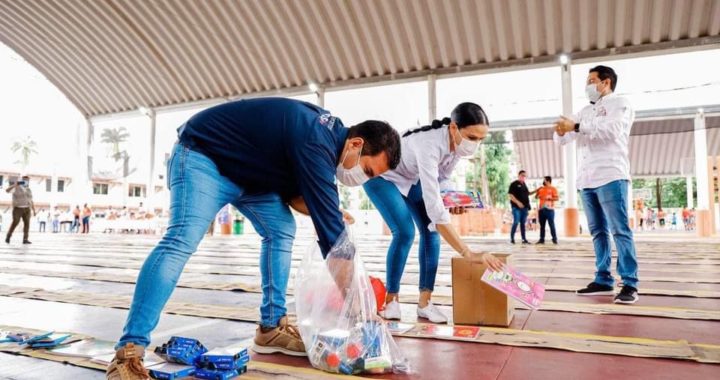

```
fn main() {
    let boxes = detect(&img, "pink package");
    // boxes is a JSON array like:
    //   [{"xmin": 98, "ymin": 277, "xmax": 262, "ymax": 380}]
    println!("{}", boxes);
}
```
[{"xmin": 481, "ymin": 266, "xmax": 545, "ymax": 309}]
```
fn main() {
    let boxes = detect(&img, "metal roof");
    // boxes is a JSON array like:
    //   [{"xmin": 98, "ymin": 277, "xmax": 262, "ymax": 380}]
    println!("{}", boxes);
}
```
[{"xmin": 1, "ymin": 0, "xmax": 719, "ymax": 117}]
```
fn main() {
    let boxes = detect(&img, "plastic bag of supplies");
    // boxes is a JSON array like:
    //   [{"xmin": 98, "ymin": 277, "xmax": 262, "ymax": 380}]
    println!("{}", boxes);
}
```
[{"xmin": 294, "ymin": 229, "xmax": 411, "ymax": 375}]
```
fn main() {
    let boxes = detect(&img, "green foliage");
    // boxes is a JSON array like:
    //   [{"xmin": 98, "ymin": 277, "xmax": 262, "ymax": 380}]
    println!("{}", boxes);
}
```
[
  {"xmin": 632, "ymin": 177, "xmax": 694, "ymax": 209},
  {"xmin": 466, "ymin": 132, "xmax": 512, "ymax": 207}
]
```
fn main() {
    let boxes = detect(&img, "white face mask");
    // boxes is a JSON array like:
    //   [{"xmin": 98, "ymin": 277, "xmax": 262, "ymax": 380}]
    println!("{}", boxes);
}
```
[
  {"xmin": 585, "ymin": 83, "xmax": 601, "ymax": 103},
  {"xmin": 454, "ymin": 129, "xmax": 480, "ymax": 157},
  {"xmin": 336, "ymin": 148, "xmax": 369, "ymax": 187}
]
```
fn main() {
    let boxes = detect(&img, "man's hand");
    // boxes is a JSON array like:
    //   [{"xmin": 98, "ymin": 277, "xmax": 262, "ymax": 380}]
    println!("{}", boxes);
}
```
[
  {"xmin": 449, "ymin": 206, "xmax": 466, "ymax": 215},
  {"xmin": 342, "ymin": 210, "xmax": 355, "ymax": 225},
  {"xmin": 327, "ymin": 255, "xmax": 355, "ymax": 298},
  {"xmin": 554, "ymin": 116, "xmax": 575, "ymax": 136}
]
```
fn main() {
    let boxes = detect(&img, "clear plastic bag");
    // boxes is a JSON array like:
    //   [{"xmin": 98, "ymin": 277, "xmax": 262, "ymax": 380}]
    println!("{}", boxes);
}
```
[{"xmin": 295, "ymin": 229, "xmax": 411, "ymax": 375}]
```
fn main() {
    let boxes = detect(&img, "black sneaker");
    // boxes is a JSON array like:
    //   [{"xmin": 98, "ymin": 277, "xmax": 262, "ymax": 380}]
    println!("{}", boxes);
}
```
[
  {"xmin": 4, "ymin": 236, "xmax": 9, "ymax": 244},
  {"xmin": 552, "ymin": 240, "xmax": 558, "ymax": 245},
  {"xmin": 521, "ymin": 240, "xmax": 530, "ymax": 245},
  {"xmin": 22, "ymin": 240, "xmax": 32, "ymax": 245},
  {"xmin": 510, "ymin": 240, "xmax": 515, "ymax": 245},
  {"xmin": 614, "ymin": 286, "xmax": 639, "ymax": 304},
  {"xmin": 576, "ymin": 282, "xmax": 615, "ymax": 296},
  {"xmin": 535, "ymin": 240, "xmax": 545, "ymax": 245}
]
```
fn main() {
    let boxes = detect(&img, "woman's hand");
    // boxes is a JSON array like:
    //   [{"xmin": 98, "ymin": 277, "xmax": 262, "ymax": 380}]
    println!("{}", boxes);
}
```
[{"xmin": 461, "ymin": 251, "xmax": 503, "ymax": 272}]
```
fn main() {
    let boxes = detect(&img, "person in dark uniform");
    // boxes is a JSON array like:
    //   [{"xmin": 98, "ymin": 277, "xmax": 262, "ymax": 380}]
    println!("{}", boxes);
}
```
[
  {"xmin": 508, "ymin": 170, "xmax": 531, "ymax": 244},
  {"xmin": 107, "ymin": 98, "xmax": 401, "ymax": 380}
]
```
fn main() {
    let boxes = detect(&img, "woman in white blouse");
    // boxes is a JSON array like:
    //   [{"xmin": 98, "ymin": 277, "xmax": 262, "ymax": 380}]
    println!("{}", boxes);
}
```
[{"xmin": 364, "ymin": 102, "xmax": 502, "ymax": 323}]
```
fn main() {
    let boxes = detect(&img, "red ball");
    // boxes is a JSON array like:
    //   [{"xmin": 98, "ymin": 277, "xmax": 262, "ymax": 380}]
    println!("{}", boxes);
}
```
[
  {"xmin": 346, "ymin": 343, "xmax": 362, "ymax": 359},
  {"xmin": 326, "ymin": 352, "xmax": 341, "ymax": 368}
]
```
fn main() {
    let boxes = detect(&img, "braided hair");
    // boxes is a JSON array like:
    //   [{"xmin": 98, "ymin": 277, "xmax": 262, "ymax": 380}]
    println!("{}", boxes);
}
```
[{"xmin": 402, "ymin": 102, "xmax": 489, "ymax": 137}]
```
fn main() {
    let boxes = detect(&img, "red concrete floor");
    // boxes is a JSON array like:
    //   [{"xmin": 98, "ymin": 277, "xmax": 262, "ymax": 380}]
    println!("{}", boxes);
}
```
[
  {"xmin": 522, "ymin": 310, "xmax": 720, "ymax": 345},
  {"xmin": 542, "ymin": 289, "xmax": 720, "ymax": 310},
  {"xmin": 497, "ymin": 347, "xmax": 720, "ymax": 380}
]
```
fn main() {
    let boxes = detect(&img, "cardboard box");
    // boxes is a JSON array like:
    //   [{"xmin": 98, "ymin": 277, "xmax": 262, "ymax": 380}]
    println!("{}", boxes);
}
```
[{"xmin": 452, "ymin": 253, "xmax": 514, "ymax": 326}]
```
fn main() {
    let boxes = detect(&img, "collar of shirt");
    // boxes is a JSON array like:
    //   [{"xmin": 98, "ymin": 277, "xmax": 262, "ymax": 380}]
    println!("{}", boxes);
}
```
[{"xmin": 332, "ymin": 119, "xmax": 349, "ymax": 162}]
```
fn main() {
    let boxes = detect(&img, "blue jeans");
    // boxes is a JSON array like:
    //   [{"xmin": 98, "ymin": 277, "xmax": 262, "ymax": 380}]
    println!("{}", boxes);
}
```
[
  {"xmin": 117, "ymin": 143, "xmax": 296, "ymax": 349},
  {"xmin": 581, "ymin": 180, "xmax": 639, "ymax": 289},
  {"xmin": 363, "ymin": 178, "xmax": 440, "ymax": 294},
  {"xmin": 510, "ymin": 207, "xmax": 528, "ymax": 242},
  {"xmin": 538, "ymin": 208, "xmax": 557, "ymax": 242}
]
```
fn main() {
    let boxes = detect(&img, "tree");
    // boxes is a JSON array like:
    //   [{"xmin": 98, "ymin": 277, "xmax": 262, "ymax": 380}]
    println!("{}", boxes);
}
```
[
  {"xmin": 467, "ymin": 131, "xmax": 512, "ymax": 207},
  {"xmin": 100, "ymin": 127, "xmax": 130, "ymax": 162},
  {"xmin": 632, "ymin": 177, "xmax": 693, "ymax": 209},
  {"xmin": 11, "ymin": 136, "xmax": 38, "ymax": 172},
  {"xmin": 100, "ymin": 127, "xmax": 133, "ymax": 178}
]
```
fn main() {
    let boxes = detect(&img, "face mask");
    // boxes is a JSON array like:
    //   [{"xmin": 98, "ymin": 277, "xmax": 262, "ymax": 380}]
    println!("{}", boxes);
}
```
[
  {"xmin": 336, "ymin": 147, "xmax": 369, "ymax": 187},
  {"xmin": 585, "ymin": 83, "xmax": 601, "ymax": 103},
  {"xmin": 454, "ymin": 129, "xmax": 480, "ymax": 157}
]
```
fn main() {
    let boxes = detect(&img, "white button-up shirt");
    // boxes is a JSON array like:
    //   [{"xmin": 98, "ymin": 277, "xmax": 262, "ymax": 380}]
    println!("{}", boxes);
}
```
[
  {"xmin": 381, "ymin": 126, "xmax": 461, "ymax": 231},
  {"xmin": 553, "ymin": 93, "xmax": 635, "ymax": 190}
]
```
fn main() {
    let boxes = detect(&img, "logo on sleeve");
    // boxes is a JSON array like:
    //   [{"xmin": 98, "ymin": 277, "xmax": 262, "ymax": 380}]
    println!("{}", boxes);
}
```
[{"xmin": 319, "ymin": 113, "xmax": 336, "ymax": 130}]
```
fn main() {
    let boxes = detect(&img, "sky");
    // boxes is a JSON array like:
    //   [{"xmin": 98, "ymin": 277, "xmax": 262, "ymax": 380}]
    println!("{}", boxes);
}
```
[{"xmin": 1, "ymin": 42, "xmax": 719, "ymax": 183}]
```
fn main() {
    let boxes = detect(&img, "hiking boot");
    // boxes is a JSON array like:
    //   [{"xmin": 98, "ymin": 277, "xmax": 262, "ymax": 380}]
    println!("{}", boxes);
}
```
[
  {"xmin": 106, "ymin": 343, "xmax": 150, "ymax": 380},
  {"xmin": 576, "ymin": 282, "xmax": 615, "ymax": 296},
  {"xmin": 614, "ymin": 285, "xmax": 639, "ymax": 304},
  {"xmin": 252, "ymin": 316, "xmax": 306, "ymax": 357}
]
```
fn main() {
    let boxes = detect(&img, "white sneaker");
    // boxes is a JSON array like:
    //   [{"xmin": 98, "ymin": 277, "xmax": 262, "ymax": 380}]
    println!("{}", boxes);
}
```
[
  {"xmin": 417, "ymin": 302, "xmax": 448, "ymax": 324},
  {"xmin": 379, "ymin": 300, "xmax": 401, "ymax": 320}
]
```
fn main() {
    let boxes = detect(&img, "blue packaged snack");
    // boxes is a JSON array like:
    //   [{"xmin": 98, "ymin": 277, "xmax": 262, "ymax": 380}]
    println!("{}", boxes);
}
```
[
  {"xmin": 148, "ymin": 363, "xmax": 195, "ymax": 380},
  {"xmin": 197, "ymin": 346, "xmax": 250, "ymax": 370},
  {"xmin": 194, "ymin": 366, "xmax": 246, "ymax": 380}
]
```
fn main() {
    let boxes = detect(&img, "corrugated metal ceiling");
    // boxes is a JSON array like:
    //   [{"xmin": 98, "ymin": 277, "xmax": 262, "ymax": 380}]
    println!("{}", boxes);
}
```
[{"xmin": 0, "ymin": 0, "xmax": 719, "ymax": 117}]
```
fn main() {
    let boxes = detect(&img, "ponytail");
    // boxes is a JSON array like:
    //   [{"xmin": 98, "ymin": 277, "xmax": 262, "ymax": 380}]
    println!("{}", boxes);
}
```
[
  {"xmin": 401, "ymin": 102, "xmax": 489, "ymax": 138},
  {"xmin": 402, "ymin": 117, "xmax": 451, "ymax": 137}
]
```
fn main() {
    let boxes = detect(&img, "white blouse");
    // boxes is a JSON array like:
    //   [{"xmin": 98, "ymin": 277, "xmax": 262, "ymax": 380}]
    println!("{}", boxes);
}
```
[{"xmin": 381, "ymin": 126, "xmax": 461, "ymax": 231}]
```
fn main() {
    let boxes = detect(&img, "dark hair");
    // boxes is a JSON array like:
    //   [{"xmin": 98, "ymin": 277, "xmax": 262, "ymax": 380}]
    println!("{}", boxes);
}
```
[
  {"xmin": 589, "ymin": 65, "xmax": 617, "ymax": 91},
  {"xmin": 519, "ymin": 170, "xmax": 526, "ymax": 176},
  {"xmin": 348, "ymin": 120, "xmax": 401, "ymax": 170},
  {"xmin": 544, "ymin": 176, "xmax": 552, "ymax": 183},
  {"xmin": 403, "ymin": 102, "xmax": 489, "ymax": 137}
]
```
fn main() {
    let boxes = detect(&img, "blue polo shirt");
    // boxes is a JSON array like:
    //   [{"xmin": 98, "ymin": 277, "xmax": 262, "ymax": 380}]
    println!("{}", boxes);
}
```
[{"xmin": 179, "ymin": 97, "xmax": 347, "ymax": 255}]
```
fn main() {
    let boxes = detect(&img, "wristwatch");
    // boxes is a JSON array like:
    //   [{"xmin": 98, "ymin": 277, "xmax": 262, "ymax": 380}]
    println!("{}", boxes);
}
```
[{"xmin": 574, "ymin": 123, "xmax": 580, "ymax": 133}]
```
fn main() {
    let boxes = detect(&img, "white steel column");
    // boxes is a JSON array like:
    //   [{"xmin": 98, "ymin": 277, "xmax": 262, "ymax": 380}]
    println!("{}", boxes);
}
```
[
  {"xmin": 428, "ymin": 74, "xmax": 437, "ymax": 123},
  {"xmin": 561, "ymin": 57, "xmax": 579, "ymax": 236},
  {"xmin": 145, "ymin": 108, "xmax": 157, "ymax": 211},
  {"xmin": 694, "ymin": 111, "xmax": 711, "ymax": 236}
]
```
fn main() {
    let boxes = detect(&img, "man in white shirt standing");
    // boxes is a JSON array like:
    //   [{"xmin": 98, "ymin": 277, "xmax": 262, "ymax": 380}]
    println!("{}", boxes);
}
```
[{"xmin": 553, "ymin": 65, "xmax": 639, "ymax": 304}]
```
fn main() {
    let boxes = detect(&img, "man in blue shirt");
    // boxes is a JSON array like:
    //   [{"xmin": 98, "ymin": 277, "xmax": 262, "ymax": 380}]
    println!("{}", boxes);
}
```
[{"xmin": 107, "ymin": 98, "xmax": 401, "ymax": 380}]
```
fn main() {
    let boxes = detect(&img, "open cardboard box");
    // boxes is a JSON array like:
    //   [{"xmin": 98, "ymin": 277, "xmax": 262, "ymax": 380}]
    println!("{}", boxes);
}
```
[{"xmin": 451, "ymin": 253, "xmax": 514, "ymax": 326}]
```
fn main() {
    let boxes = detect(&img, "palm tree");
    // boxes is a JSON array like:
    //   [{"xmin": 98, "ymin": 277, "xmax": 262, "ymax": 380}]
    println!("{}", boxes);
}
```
[
  {"xmin": 11, "ymin": 136, "xmax": 38, "ymax": 172},
  {"xmin": 100, "ymin": 127, "xmax": 130, "ymax": 161}
]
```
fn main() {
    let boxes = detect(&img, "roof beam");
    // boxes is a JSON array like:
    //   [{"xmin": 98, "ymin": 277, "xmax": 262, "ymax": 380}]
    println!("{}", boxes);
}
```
[
  {"xmin": 427, "ymin": 0, "xmax": 451, "ymax": 67},
  {"xmin": 543, "ymin": 0, "xmax": 557, "ymax": 55},
  {"xmin": 526, "ymin": 0, "xmax": 541, "ymax": 57}
]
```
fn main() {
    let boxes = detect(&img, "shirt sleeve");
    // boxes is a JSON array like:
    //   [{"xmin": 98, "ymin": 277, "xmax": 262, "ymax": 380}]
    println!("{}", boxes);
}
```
[
  {"xmin": 579, "ymin": 98, "xmax": 634, "ymax": 142},
  {"xmin": 291, "ymin": 139, "xmax": 345, "ymax": 258},
  {"xmin": 415, "ymin": 145, "xmax": 451, "ymax": 231}
]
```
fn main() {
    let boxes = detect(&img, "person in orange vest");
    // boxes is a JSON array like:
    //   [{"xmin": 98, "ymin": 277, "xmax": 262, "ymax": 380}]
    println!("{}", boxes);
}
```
[{"xmin": 534, "ymin": 176, "xmax": 559, "ymax": 244}]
